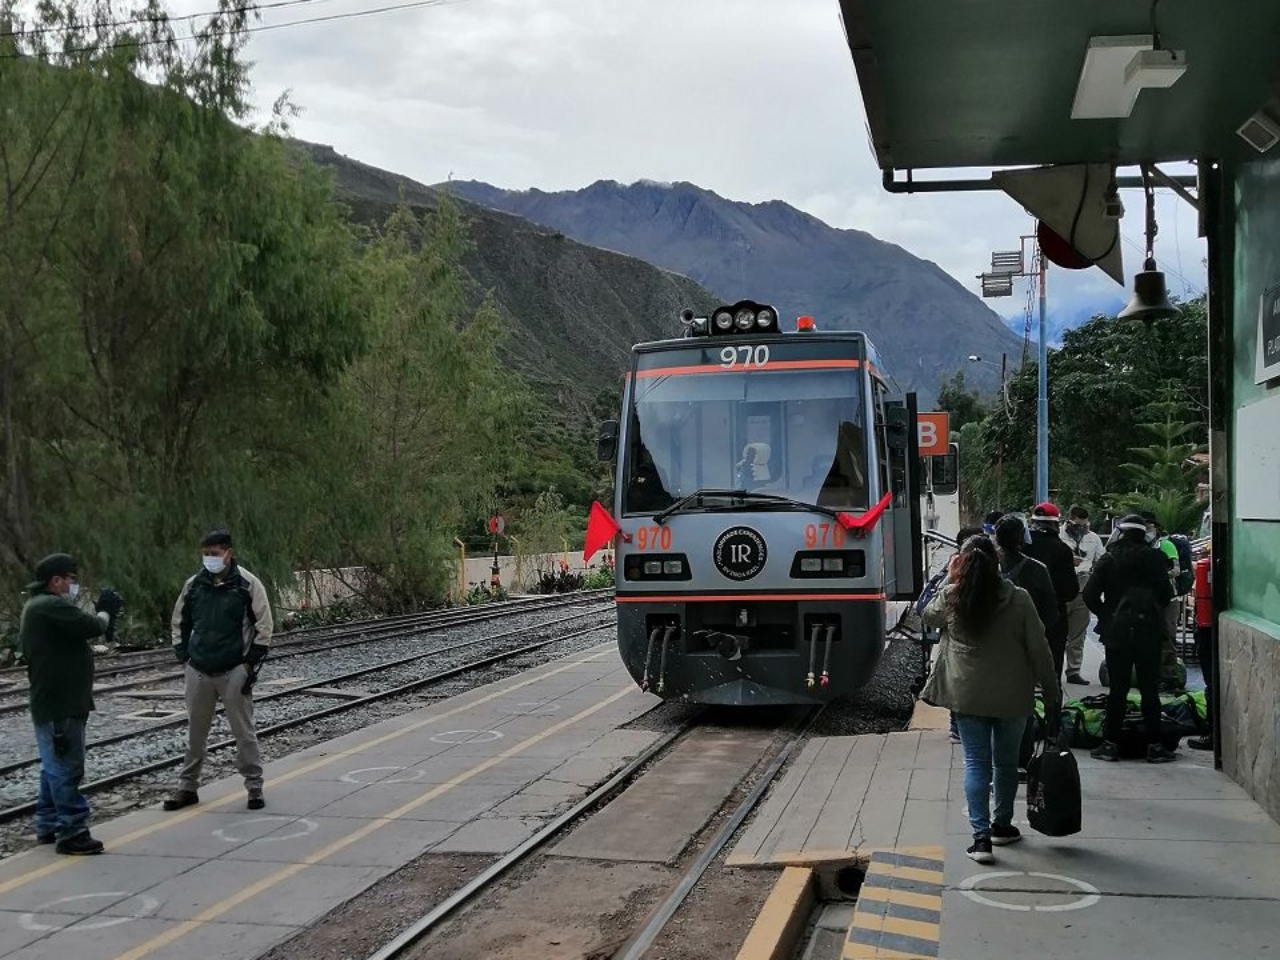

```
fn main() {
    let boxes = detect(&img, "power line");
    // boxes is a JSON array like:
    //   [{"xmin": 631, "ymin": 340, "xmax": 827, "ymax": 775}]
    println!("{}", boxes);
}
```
[
  {"xmin": 0, "ymin": 0, "xmax": 334, "ymax": 41},
  {"xmin": 1118, "ymin": 231, "xmax": 1204, "ymax": 296},
  {"xmin": 0, "ymin": 0, "xmax": 467, "ymax": 58}
]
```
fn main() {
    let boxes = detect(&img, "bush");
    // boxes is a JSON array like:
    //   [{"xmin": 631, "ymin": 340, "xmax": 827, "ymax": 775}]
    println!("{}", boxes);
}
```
[
  {"xmin": 535, "ymin": 569, "xmax": 584, "ymax": 594},
  {"xmin": 280, "ymin": 596, "xmax": 378, "ymax": 631},
  {"xmin": 582, "ymin": 566, "xmax": 615, "ymax": 590},
  {"xmin": 462, "ymin": 583, "xmax": 510, "ymax": 606}
]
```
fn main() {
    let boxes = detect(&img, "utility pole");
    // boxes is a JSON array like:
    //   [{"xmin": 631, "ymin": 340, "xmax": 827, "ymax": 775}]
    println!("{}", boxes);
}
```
[{"xmin": 978, "ymin": 235, "xmax": 1049, "ymax": 503}]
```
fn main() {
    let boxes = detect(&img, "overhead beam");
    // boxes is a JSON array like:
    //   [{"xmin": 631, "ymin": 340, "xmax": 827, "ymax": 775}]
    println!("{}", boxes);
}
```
[{"xmin": 882, "ymin": 167, "xmax": 1198, "ymax": 194}]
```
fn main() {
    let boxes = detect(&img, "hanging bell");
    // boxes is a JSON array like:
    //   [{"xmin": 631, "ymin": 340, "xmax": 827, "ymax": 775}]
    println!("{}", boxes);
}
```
[{"xmin": 1117, "ymin": 257, "xmax": 1181, "ymax": 322}]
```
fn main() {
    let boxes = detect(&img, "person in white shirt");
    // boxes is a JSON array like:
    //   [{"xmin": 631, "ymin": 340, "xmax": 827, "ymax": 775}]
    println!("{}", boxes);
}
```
[{"xmin": 1061, "ymin": 505, "xmax": 1107, "ymax": 684}]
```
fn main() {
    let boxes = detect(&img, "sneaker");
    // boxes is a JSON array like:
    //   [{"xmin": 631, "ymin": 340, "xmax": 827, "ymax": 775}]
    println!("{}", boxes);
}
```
[
  {"xmin": 1147, "ymin": 744, "xmax": 1178, "ymax": 764},
  {"xmin": 1091, "ymin": 741, "xmax": 1120, "ymax": 761},
  {"xmin": 247, "ymin": 789, "xmax": 265, "ymax": 811},
  {"xmin": 162, "ymin": 790, "xmax": 199, "ymax": 811},
  {"xmin": 966, "ymin": 836, "xmax": 994, "ymax": 864},
  {"xmin": 36, "ymin": 832, "xmax": 56, "ymax": 845},
  {"xmin": 990, "ymin": 823, "xmax": 1022, "ymax": 846},
  {"xmin": 1066, "ymin": 672, "xmax": 1089, "ymax": 685},
  {"xmin": 55, "ymin": 832, "xmax": 104, "ymax": 856},
  {"xmin": 1187, "ymin": 736, "xmax": 1213, "ymax": 751}
]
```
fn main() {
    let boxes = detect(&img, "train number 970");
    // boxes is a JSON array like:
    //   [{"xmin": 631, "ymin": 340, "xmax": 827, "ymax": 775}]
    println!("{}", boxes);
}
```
[
  {"xmin": 804, "ymin": 523, "xmax": 846, "ymax": 548},
  {"xmin": 719, "ymin": 345, "xmax": 770, "ymax": 369},
  {"xmin": 636, "ymin": 525, "xmax": 673, "ymax": 551}
]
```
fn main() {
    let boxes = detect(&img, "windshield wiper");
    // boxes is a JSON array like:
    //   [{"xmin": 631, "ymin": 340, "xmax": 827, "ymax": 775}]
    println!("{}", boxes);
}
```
[{"xmin": 654, "ymin": 488, "xmax": 845, "ymax": 525}]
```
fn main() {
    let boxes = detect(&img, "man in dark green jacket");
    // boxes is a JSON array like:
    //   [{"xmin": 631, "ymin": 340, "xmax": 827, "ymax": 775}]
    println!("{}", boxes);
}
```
[
  {"xmin": 164, "ymin": 530, "xmax": 272, "ymax": 812},
  {"xmin": 21, "ymin": 553, "xmax": 122, "ymax": 854}
]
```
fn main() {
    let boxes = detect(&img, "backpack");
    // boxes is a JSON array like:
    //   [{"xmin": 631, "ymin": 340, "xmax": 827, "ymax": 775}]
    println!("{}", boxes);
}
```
[
  {"xmin": 1002, "ymin": 557, "xmax": 1028, "ymax": 584},
  {"xmin": 1108, "ymin": 585, "xmax": 1163, "ymax": 647},
  {"xmin": 914, "ymin": 569, "xmax": 947, "ymax": 616},
  {"xmin": 1168, "ymin": 534, "xmax": 1194, "ymax": 595}
]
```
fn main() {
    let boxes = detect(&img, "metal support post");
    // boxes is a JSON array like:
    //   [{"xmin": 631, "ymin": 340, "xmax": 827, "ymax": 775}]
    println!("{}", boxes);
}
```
[{"xmin": 1036, "ymin": 258, "xmax": 1049, "ymax": 502}]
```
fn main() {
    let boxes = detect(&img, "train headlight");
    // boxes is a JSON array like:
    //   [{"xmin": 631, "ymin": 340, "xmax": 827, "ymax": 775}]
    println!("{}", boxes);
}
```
[
  {"xmin": 756, "ymin": 307, "xmax": 776, "ymax": 330},
  {"xmin": 791, "ymin": 550, "xmax": 866, "ymax": 578},
  {"xmin": 733, "ymin": 307, "xmax": 755, "ymax": 330},
  {"xmin": 624, "ymin": 553, "xmax": 692, "ymax": 581},
  {"xmin": 713, "ymin": 309, "xmax": 734, "ymax": 331}
]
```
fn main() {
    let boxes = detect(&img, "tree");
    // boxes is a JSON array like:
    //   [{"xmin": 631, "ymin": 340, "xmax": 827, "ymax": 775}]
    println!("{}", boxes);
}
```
[
  {"xmin": 1109, "ymin": 398, "xmax": 1206, "ymax": 534},
  {"xmin": 936, "ymin": 370, "xmax": 989, "ymax": 433},
  {"xmin": 320, "ymin": 197, "xmax": 519, "ymax": 611},
  {"xmin": 0, "ymin": 1, "xmax": 367, "ymax": 631}
]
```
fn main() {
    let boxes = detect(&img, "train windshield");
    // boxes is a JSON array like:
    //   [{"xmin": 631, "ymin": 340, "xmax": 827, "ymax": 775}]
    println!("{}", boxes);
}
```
[{"xmin": 625, "ymin": 363, "xmax": 869, "ymax": 515}]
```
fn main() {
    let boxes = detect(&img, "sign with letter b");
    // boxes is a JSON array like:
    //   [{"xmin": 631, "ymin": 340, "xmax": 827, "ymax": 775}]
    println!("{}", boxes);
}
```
[{"xmin": 917, "ymin": 412, "xmax": 950, "ymax": 457}]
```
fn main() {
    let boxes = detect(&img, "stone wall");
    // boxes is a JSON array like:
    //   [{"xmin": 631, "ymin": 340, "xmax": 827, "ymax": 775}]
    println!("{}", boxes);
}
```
[{"xmin": 1219, "ymin": 613, "xmax": 1280, "ymax": 823}]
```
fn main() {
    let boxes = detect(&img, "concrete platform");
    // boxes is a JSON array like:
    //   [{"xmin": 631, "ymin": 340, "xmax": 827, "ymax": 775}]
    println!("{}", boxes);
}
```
[
  {"xmin": 739, "ymin": 638, "xmax": 1280, "ymax": 960},
  {"xmin": 0, "ymin": 645, "xmax": 662, "ymax": 960}
]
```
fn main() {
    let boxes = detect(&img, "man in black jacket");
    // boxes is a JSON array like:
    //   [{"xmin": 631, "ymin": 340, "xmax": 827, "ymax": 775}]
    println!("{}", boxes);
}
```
[
  {"xmin": 164, "ymin": 530, "xmax": 273, "ymax": 811},
  {"xmin": 993, "ymin": 515, "xmax": 1058, "ymax": 634},
  {"xmin": 21, "ymin": 554, "xmax": 122, "ymax": 854},
  {"xmin": 1083, "ymin": 514, "xmax": 1177, "ymax": 763},
  {"xmin": 1025, "ymin": 503, "xmax": 1080, "ymax": 679}
]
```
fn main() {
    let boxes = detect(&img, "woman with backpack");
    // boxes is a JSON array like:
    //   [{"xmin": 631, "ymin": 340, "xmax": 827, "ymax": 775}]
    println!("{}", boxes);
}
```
[{"xmin": 922, "ymin": 535, "xmax": 1060, "ymax": 864}]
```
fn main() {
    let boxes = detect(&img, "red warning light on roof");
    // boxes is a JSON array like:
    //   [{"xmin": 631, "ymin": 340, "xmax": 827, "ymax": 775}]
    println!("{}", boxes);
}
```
[{"xmin": 796, "ymin": 316, "xmax": 816, "ymax": 332}]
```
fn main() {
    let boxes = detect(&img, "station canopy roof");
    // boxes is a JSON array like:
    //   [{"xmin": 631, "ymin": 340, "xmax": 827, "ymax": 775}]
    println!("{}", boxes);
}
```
[{"xmin": 838, "ymin": 0, "xmax": 1280, "ymax": 171}]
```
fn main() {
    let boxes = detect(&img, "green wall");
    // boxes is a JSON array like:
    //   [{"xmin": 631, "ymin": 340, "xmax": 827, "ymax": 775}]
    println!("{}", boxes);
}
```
[{"xmin": 1231, "ymin": 155, "xmax": 1280, "ymax": 623}]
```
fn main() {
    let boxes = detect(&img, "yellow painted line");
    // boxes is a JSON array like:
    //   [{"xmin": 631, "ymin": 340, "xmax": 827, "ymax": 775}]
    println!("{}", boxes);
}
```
[
  {"xmin": 851, "ymin": 912, "xmax": 940, "ymax": 941},
  {"xmin": 864, "ymin": 863, "xmax": 943, "ymax": 885},
  {"xmin": 734, "ymin": 866, "xmax": 815, "ymax": 960},
  {"xmin": 844, "ymin": 945, "xmax": 936, "ymax": 960},
  {"xmin": 0, "ymin": 650, "xmax": 617, "ymax": 898},
  {"xmin": 856, "ymin": 884, "xmax": 942, "ymax": 913},
  {"xmin": 109, "ymin": 685, "xmax": 636, "ymax": 960}
]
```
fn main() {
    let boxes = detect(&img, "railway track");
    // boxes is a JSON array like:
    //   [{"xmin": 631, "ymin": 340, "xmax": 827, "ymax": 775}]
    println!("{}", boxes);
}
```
[
  {"xmin": 362, "ymin": 707, "xmax": 820, "ymax": 960},
  {"xmin": 0, "ymin": 590, "xmax": 612, "ymax": 712},
  {"xmin": 0, "ymin": 609, "xmax": 616, "ymax": 823}
]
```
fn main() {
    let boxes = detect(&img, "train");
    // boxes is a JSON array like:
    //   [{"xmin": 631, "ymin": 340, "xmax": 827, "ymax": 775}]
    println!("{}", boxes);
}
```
[{"xmin": 595, "ymin": 301, "xmax": 932, "ymax": 706}]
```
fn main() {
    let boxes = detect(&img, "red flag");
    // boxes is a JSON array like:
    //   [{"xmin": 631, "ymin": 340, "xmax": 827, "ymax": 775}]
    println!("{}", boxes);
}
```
[
  {"xmin": 836, "ymin": 493, "xmax": 893, "ymax": 535},
  {"xmin": 583, "ymin": 501, "xmax": 622, "ymax": 562}
]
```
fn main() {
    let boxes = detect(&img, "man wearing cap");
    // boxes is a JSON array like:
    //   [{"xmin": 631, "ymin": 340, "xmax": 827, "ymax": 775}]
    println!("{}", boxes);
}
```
[
  {"xmin": 1083, "ymin": 514, "xmax": 1177, "ymax": 763},
  {"xmin": 1061, "ymin": 506, "xmax": 1107, "ymax": 684},
  {"xmin": 1025, "ymin": 503, "xmax": 1079, "ymax": 680},
  {"xmin": 20, "ymin": 554, "xmax": 123, "ymax": 854},
  {"xmin": 164, "ymin": 530, "xmax": 272, "ymax": 811}
]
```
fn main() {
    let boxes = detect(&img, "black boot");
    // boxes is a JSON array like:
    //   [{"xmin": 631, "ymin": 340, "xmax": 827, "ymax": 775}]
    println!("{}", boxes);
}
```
[
  {"xmin": 162, "ymin": 790, "xmax": 199, "ymax": 811},
  {"xmin": 55, "ymin": 831, "xmax": 104, "ymax": 856}
]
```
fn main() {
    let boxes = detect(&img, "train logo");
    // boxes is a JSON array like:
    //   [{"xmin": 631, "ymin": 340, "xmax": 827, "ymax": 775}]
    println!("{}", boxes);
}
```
[{"xmin": 713, "ymin": 527, "xmax": 768, "ymax": 580}]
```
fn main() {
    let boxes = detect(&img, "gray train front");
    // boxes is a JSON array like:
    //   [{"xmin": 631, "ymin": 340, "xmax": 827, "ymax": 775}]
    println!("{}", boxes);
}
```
[{"xmin": 599, "ymin": 303, "xmax": 923, "ymax": 705}]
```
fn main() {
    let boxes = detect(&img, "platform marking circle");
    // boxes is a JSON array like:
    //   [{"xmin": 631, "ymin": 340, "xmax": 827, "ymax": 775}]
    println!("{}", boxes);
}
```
[
  {"xmin": 959, "ymin": 871, "xmax": 1101, "ymax": 912},
  {"xmin": 19, "ymin": 892, "xmax": 160, "ymax": 931},
  {"xmin": 499, "ymin": 701, "xmax": 561, "ymax": 716},
  {"xmin": 430, "ymin": 728, "xmax": 503, "ymax": 744},
  {"xmin": 212, "ymin": 816, "xmax": 319, "ymax": 844},
  {"xmin": 340, "ymin": 766, "xmax": 427, "ymax": 785}
]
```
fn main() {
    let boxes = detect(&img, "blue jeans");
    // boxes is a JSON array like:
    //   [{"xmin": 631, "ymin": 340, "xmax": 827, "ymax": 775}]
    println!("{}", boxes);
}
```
[
  {"xmin": 955, "ymin": 714, "xmax": 1027, "ymax": 838},
  {"xmin": 33, "ymin": 717, "xmax": 90, "ymax": 841}
]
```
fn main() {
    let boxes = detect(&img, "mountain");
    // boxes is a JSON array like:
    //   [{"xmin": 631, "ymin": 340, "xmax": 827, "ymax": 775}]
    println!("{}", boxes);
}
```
[
  {"xmin": 442, "ymin": 179, "xmax": 1024, "ymax": 404},
  {"xmin": 296, "ymin": 142, "xmax": 719, "ymax": 503},
  {"xmin": 298, "ymin": 143, "xmax": 716, "ymax": 408}
]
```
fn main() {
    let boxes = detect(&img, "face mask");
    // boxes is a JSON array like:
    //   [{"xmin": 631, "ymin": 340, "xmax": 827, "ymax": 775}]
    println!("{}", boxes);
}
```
[
  {"xmin": 66, "ymin": 582, "xmax": 80, "ymax": 601},
  {"xmin": 203, "ymin": 555, "xmax": 226, "ymax": 574}
]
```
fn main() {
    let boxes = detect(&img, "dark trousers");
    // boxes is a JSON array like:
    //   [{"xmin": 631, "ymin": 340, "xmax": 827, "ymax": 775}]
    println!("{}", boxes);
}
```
[
  {"xmin": 1104, "ymin": 642, "xmax": 1162, "ymax": 744},
  {"xmin": 1047, "ymin": 616, "xmax": 1068, "ymax": 680},
  {"xmin": 1195, "ymin": 626, "xmax": 1213, "ymax": 729},
  {"xmin": 33, "ymin": 717, "xmax": 91, "ymax": 841}
]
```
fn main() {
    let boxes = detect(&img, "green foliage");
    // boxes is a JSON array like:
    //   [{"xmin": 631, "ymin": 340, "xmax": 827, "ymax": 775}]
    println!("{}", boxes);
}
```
[
  {"xmin": 462, "ymin": 584, "xmax": 510, "ymax": 606},
  {"xmin": 515, "ymin": 488, "xmax": 583, "ymax": 576},
  {"xmin": 535, "ymin": 568, "xmax": 585, "ymax": 594},
  {"xmin": 1108, "ymin": 398, "xmax": 1206, "ymax": 534},
  {"xmin": 936, "ymin": 370, "xmax": 990, "ymax": 433},
  {"xmin": 581, "ymin": 565, "xmax": 616, "ymax": 590},
  {"xmin": 0, "ymin": 2, "xmax": 366, "ymax": 630},
  {"xmin": 959, "ymin": 299, "xmax": 1207, "ymax": 518}
]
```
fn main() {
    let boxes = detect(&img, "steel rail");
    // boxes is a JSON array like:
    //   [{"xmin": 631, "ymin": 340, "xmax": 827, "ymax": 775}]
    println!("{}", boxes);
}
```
[
  {"xmin": 364, "ymin": 719, "xmax": 697, "ymax": 960},
  {"xmin": 0, "ymin": 623, "xmax": 615, "ymax": 823},
  {"xmin": 0, "ymin": 590, "xmax": 612, "ymax": 696},
  {"xmin": 0, "ymin": 606, "xmax": 614, "ymax": 779}
]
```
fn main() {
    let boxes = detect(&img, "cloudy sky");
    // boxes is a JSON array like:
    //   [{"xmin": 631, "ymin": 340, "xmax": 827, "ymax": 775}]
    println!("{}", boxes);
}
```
[{"xmin": 173, "ymin": 0, "xmax": 1207, "ymax": 328}]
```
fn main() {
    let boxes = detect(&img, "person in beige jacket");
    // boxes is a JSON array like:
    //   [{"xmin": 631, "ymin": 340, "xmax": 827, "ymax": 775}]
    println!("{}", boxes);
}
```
[{"xmin": 922, "ymin": 535, "xmax": 1060, "ymax": 864}]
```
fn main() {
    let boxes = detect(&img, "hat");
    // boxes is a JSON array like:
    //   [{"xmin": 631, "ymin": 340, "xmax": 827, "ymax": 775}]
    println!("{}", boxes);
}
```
[
  {"xmin": 1031, "ymin": 502, "xmax": 1061, "ymax": 521},
  {"xmin": 1116, "ymin": 513, "xmax": 1149, "ymax": 533},
  {"xmin": 200, "ymin": 529, "xmax": 233, "ymax": 548},
  {"xmin": 27, "ymin": 553, "xmax": 77, "ymax": 591}
]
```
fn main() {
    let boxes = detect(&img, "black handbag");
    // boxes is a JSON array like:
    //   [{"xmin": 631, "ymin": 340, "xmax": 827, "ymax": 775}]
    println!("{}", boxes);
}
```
[{"xmin": 1025, "ymin": 732, "xmax": 1082, "ymax": 837}]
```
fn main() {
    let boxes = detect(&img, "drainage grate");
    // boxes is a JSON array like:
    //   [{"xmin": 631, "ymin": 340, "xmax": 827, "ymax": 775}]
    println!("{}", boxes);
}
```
[{"xmin": 119, "ymin": 707, "xmax": 186, "ymax": 721}]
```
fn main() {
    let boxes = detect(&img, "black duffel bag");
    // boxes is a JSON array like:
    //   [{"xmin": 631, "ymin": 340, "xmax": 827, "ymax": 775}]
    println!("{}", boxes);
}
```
[{"xmin": 1026, "ymin": 732, "xmax": 1082, "ymax": 837}]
